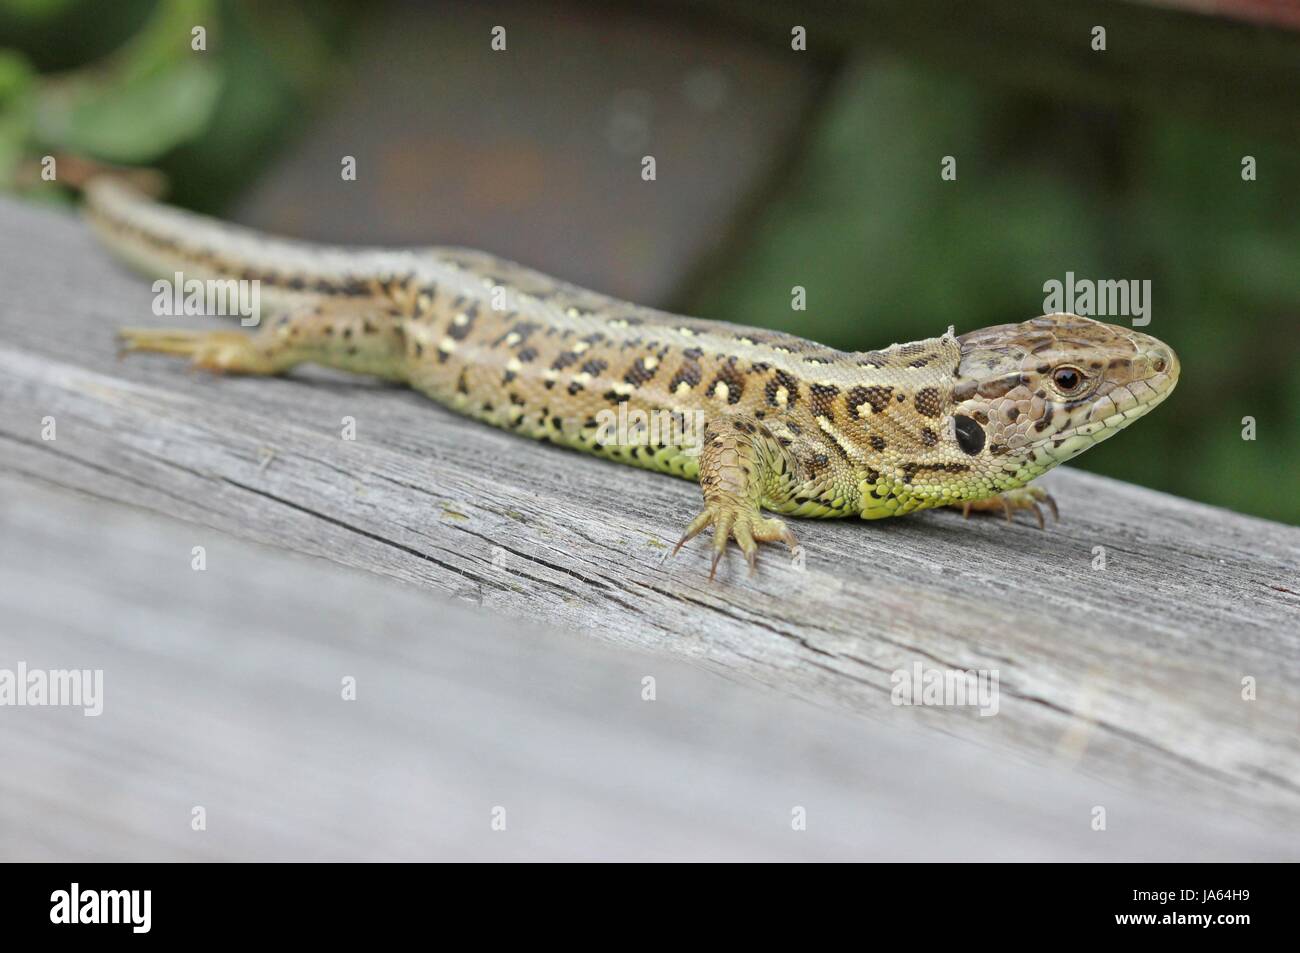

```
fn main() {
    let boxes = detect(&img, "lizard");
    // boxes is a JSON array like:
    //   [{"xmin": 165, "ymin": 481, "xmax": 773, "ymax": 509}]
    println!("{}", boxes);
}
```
[{"xmin": 84, "ymin": 175, "xmax": 1180, "ymax": 577}]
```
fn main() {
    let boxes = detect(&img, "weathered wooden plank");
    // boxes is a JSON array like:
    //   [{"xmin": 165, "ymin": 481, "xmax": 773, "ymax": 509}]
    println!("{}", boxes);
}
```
[
  {"xmin": 0, "ymin": 475, "xmax": 1289, "ymax": 860},
  {"xmin": 1, "ymin": 197, "xmax": 1298, "ymax": 837}
]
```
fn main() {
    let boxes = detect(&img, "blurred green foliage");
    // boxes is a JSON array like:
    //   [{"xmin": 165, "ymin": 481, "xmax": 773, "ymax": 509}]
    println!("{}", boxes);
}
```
[
  {"xmin": 33, "ymin": 0, "xmax": 222, "ymax": 163},
  {"xmin": 688, "ymin": 60, "xmax": 1300, "ymax": 525},
  {"xmin": 0, "ymin": 0, "xmax": 350, "ymax": 207}
]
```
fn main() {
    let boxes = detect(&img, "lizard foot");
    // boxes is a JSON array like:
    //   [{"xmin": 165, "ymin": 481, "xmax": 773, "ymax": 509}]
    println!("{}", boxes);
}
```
[
  {"xmin": 956, "ymin": 486, "xmax": 1059, "ymax": 529},
  {"xmin": 672, "ymin": 503, "xmax": 799, "ymax": 579},
  {"xmin": 118, "ymin": 328, "xmax": 280, "ymax": 374}
]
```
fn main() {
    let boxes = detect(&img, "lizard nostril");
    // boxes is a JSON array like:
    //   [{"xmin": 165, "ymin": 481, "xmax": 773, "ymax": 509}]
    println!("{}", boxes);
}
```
[{"xmin": 1149, "ymin": 348, "xmax": 1174, "ymax": 375}]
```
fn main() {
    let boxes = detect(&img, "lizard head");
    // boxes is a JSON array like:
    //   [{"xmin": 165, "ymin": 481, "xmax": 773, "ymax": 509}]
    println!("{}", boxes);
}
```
[{"xmin": 948, "ymin": 313, "xmax": 1179, "ymax": 485}]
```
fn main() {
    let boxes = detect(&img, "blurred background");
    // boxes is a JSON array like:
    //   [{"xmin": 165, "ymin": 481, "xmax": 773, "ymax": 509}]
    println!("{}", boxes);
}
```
[{"xmin": 1, "ymin": 0, "xmax": 1296, "ymax": 523}]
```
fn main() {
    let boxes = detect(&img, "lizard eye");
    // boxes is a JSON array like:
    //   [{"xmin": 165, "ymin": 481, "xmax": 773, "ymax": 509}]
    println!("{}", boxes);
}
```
[{"xmin": 1051, "ymin": 365, "xmax": 1084, "ymax": 396}]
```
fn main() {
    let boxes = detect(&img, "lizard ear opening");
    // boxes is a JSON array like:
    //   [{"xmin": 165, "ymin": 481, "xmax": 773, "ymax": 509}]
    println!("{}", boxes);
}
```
[{"xmin": 953, "ymin": 414, "xmax": 986, "ymax": 455}]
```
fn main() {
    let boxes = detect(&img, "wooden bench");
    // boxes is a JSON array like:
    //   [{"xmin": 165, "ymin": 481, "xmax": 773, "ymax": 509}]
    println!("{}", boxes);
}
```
[{"xmin": 1, "ymin": 196, "xmax": 1297, "ymax": 858}]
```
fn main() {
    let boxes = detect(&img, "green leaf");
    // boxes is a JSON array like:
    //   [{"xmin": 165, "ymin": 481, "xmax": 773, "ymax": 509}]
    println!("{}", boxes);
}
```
[
  {"xmin": 32, "ymin": 0, "xmax": 222, "ymax": 162},
  {"xmin": 36, "ymin": 60, "xmax": 222, "ymax": 161},
  {"xmin": 0, "ymin": 49, "xmax": 36, "ymax": 100},
  {"xmin": 0, "ymin": 0, "xmax": 81, "ymax": 22},
  {"xmin": 0, "ymin": 49, "xmax": 36, "ymax": 188}
]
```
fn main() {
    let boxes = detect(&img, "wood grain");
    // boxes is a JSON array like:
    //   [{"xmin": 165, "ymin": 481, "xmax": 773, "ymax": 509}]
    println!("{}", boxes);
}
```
[
  {"xmin": 1, "ymin": 474, "xmax": 1291, "ymax": 860},
  {"xmin": 1, "ymin": 197, "xmax": 1298, "ymax": 851}
]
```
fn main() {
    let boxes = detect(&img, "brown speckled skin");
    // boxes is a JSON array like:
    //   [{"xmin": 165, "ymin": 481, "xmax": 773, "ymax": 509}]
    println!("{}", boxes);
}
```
[{"xmin": 90, "ymin": 179, "xmax": 1180, "ymax": 571}]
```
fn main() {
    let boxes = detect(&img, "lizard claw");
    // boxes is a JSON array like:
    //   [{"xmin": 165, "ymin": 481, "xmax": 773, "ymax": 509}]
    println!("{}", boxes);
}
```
[
  {"xmin": 673, "ymin": 502, "xmax": 799, "ymax": 579},
  {"xmin": 117, "ymin": 328, "xmax": 277, "ymax": 374},
  {"xmin": 954, "ymin": 486, "xmax": 1059, "ymax": 528}
]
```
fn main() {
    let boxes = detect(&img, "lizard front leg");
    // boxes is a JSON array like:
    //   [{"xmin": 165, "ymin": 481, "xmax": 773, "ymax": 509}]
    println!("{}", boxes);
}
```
[
  {"xmin": 955, "ymin": 486, "xmax": 1059, "ymax": 529},
  {"xmin": 673, "ymin": 413, "xmax": 805, "ymax": 578}
]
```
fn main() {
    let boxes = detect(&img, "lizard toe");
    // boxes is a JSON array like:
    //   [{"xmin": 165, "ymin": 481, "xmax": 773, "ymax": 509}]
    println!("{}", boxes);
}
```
[
  {"xmin": 673, "ymin": 504, "xmax": 798, "ymax": 578},
  {"xmin": 953, "ymin": 486, "xmax": 1061, "ymax": 528}
]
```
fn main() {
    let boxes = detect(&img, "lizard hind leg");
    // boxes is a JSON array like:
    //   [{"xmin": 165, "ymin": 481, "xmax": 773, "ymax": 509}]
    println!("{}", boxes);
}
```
[
  {"xmin": 673, "ymin": 413, "xmax": 801, "ymax": 578},
  {"xmin": 117, "ymin": 327, "xmax": 287, "ymax": 375},
  {"xmin": 118, "ymin": 299, "xmax": 411, "ymax": 381}
]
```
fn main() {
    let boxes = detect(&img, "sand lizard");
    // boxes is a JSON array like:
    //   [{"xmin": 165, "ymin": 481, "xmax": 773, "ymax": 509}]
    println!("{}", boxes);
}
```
[{"xmin": 86, "ymin": 176, "xmax": 1180, "ymax": 576}]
